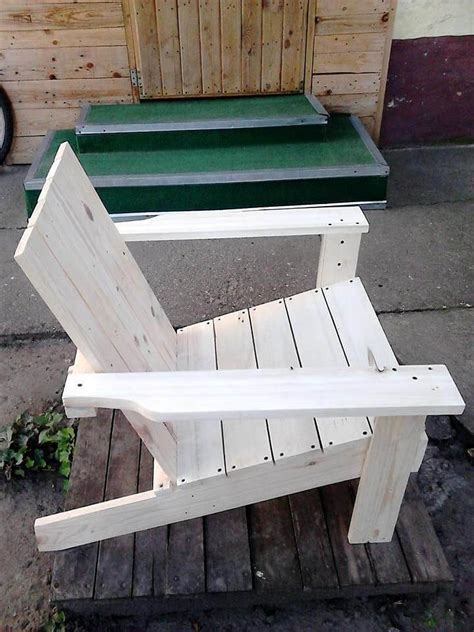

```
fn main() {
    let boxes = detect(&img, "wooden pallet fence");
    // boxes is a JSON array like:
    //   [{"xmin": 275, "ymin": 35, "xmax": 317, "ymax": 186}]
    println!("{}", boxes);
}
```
[
  {"xmin": 311, "ymin": 0, "xmax": 397, "ymax": 141},
  {"xmin": 0, "ymin": 0, "xmax": 134, "ymax": 163}
]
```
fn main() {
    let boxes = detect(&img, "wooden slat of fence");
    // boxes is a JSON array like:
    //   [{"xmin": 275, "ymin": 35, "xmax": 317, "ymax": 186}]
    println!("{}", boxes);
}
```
[
  {"xmin": 156, "ymin": 0, "xmax": 182, "ymax": 96},
  {"xmin": 281, "ymin": 0, "xmax": 307, "ymax": 91},
  {"xmin": 0, "ymin": 2, "xmax": 124, "ymax": 30},
  {"xmin": 178, "ymin": 0, "xmax": 202, "ymax": 95},
  {"xmin": 199, "ymin": 0, "xmax": 222, "ymax": 94},
  {"xmin": 261, "ymin": 0, "xmax": 284, "ymax": 92},
  {"xmin": 220, "ymin": 0, "xmax": 242, "ymax": 93},
  {"xmin": 131, "ymin": 0, "xmax": 162, "ymax": 97},
  {"xmin": 242, "ymin": 0, "xmax": 262, "ymax": 92}
]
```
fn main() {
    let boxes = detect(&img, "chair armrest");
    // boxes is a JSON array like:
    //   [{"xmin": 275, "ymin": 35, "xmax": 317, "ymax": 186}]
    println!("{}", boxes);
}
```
[
  {"xmin": 116, "ymin": 205, "xmax": 369, "ymax": 242},
  {"xmin": 63, "ymin": 365, "xmax": 464, "ymax": 423}
]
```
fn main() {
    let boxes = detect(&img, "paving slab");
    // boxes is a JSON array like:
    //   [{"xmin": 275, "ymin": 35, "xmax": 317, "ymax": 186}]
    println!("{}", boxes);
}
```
[
  {"xmin": 0, "ymin": 228, "xmax": 62, "ymax": 337},
  {"xmin": 0, "ymin": 165, "xmax": 28, "ymax": 229},
  {"xmin": 380, "ymin": 308, "xmax": 474, "ymax": 435},
  {"xmin": 384, "ymin": 144, "xmax": 474, "ymax": 207},
  {"xmin": 0, "ymin": 338, "xmax": 75, "ymax": 428},
  {"xmin": 2, "ymin": 202, "xmax": 473, "ymax": 336}
]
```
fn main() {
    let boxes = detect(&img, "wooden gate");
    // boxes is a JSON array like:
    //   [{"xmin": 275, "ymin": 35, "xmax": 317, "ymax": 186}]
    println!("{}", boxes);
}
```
[{"xmin": 129, "ymin": 0, "xmax": 310, "ymax": 98}]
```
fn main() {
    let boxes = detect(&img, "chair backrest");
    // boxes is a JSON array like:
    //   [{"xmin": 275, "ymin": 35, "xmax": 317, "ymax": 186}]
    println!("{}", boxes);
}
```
[{"xmin": 15, "ymin": 142, "xmax": 177, "ymax": 374}]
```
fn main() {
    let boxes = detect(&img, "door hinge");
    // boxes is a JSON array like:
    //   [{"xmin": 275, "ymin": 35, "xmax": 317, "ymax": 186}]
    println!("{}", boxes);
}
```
[{"xmin": 130, "ymin": 68, "xmax": 142, "ymax": 89}]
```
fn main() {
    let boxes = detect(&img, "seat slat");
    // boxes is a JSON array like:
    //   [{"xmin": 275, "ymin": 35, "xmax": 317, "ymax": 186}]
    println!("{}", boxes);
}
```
[
  {"xmin": 176, "ymin": 320, "xmax": 225, "ymax": 483},
  {"xmin": 322, "ymin": 278, "xmax": 397, "ymax": 369},
  {"xmin": 323, "ymin": 278, "xmax": 428, "ymax": 470},
  {"xmin": 250, "ymin": 298, "xmax": 321, "ymax": 459},
  {"xmin": 285, "ymin": 289, "xmax": 371, "ymax": 449},
  {"xmin": 214, "ymin": 309, "xmax": 272, "ymax": 471}
]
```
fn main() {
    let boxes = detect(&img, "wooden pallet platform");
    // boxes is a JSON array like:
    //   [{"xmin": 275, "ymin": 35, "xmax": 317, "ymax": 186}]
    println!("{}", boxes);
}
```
[{"xmin": 50, "ymin": 412, "xmax": 453, "ymax": 616}]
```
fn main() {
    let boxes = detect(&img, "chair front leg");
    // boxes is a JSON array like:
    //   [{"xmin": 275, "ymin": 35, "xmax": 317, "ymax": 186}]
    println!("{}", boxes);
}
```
[{"xmin": 348, "ymin": 415, "xmax": 426, "ymax": 543}]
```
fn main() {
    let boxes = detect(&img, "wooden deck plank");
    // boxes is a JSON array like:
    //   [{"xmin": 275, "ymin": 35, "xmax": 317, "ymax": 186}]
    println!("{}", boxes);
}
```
[
  {"xmin": 249, "ymin": 497, "xmax": 302, "ymax": 592},
  {"xmin": 51, "ymin": 411, "xmax": 112, "ymax": 601},
  {"xmin": 320, "ymin": 482, "xmax": 374, "ymax": 587},
  {"xmin": 133, "ymin": 444, "xmax": 168, "ymax": 598},
  {"xmin": 349, "ymin": 480, "xmax": 411, "ymax": 585},
  {"xmin": 95, "ymin": 412, "xmax": 140, "ymax": 599},
  {"xmin": 53, "ymin": 418, "xmax": 452, "ymax": 609},
  {"xmin": 166, "ymin": 519, "xmax": 205, "ymax": 595},
  {"xmin": 289, "ymin": 489, "xmax": 339, "ymax": 590},
  {"xmin": 205, "ymin": 509, "xmax": 253, "ymax": 593},
  {"xmin": 396, "ymin": 478, "xmax": 453, "ymax": 585}
]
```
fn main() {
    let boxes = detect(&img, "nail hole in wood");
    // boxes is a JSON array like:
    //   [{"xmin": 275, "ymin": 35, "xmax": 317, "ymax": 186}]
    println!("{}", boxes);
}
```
[
  {"xmin": 340, "ymin": 240, "xmax": 345, "ymax": 244},
  {"xmin": 264, "ymin": 456, "xmax": 269, "ymax": 461},
  {"xmin": 329, "ymin": 441, "xmax": 333, "ymax": 446},
  {"xmin": 217, "ymin": 468, "xmax": 222, "ymax": 472},
  {"xmin": 232, "ymin": 465, "xmax": 236, "ymax": 469},
  {"xmin": 279, "ymin": 452, "xmax": 284, "ymax": 457},
  {"xmin": 392, "ymin": 367, "xmax": 397, "ymax": 371},
  {"xmin": 412, "ymin": 376, "xmax": 418, "ymax": 380},
  {"xmin": 311, "ymin": 444, "xmax": 315, "ymax": 449},
  {"xmin": 181, "ymin": 478, "xmax": 185, "ymax": 483},
  {"xmin": 77, "ymin": 383, "xmax": 82, "ymax": 387},
  {"xmin": 362, "ymin": 431, "xmax": 368, "ymax": 435}
]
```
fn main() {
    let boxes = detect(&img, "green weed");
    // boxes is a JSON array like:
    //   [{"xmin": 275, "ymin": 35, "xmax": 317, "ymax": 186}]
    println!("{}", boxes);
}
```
[{"xmin": 0, "ymin": 407, "xmax": 75, "ymax": 490}]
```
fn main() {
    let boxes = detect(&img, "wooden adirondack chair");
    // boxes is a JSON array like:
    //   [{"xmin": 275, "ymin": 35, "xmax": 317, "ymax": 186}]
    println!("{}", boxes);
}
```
[{"xmin": 15, "ymin": 143, "xmax": 464, "ymax": 552}]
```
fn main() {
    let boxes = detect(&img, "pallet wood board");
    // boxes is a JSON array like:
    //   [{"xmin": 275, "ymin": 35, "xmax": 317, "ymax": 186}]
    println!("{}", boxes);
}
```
[
  {"xmin": 0, "ymin": 3, "xmax": 125, "ymax": 31},
  {"xmin": 1, "ymin": 46, "xmax": 130, "ymax": 81},
  {"xmin": 6, "ymin": 78, "xmax": 133, "ymax": 109},
  {"xmin": 312, "ymin": 0, "xmax": 396, "ymax": 141},
  {"xmin": 4, "ymin": 26, "xmax": 126, "ymax": 48},
  {"xmin": 51, "ymin": 414, "xmax": 453, "ymax": 614}
]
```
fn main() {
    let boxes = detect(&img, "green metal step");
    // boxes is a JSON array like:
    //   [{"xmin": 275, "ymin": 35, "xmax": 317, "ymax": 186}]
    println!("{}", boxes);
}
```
[
  {"xmin": 24, "ymin": 115, "xmax": 388, "ymax": 216},
  {"xmin": 76, "ymin": 94, "xmax": 329, "ymax": 152}
]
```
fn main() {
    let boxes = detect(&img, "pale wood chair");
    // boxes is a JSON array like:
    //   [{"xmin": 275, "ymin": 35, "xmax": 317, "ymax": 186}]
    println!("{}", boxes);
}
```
[{"xmin": 15, "ymin": 143, "xmax": 464, "ymax": 552}]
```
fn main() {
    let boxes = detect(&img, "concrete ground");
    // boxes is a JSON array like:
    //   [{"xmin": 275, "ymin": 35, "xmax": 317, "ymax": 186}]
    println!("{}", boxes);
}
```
[{"xmin": 0, "ymin": 144, "xmax": 473, "ymax": 631}]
